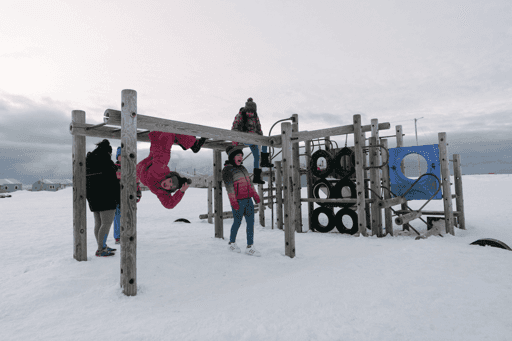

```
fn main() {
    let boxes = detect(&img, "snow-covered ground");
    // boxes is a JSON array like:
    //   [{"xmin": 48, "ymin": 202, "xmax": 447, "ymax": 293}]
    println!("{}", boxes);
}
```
[{"xmin": 2, "ymin": 174, "xmax": 512, "ymax": 341}]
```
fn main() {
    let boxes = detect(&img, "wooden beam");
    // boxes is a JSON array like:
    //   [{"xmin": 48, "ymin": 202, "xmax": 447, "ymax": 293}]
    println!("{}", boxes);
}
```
[
  {"xmin": 213, "ymin": 149, "xmax": 223, "ymax": 239},
  {"xmin": 291, "ymin": 114, "xmax": 302, "ymax": 232},
  {"xmin": 275, "ymin": 161, "xmax": 284, "ymax": 230},
  {"xmin": 369, "ymin": 120, "xmax": 383, "ymax": 237},
  {"xmin": 282, "ymin": 122, "xmax": 296, "ymax": 258},
  {"xmin": 305, "ymin": 140, "xmax": 314, "ymax": 232},
  {"xmin": 395, "ymin": 211, "xmax": 422, "ymax": 225},
  {"xmin": 291, "ymin": 122, "xmax": 391, "ymax": 143},
  {"xmin": 104, "ymin": 109, "xmax": 278, "ymax": 147},
  {"xmin": 207, "ymin": 181, "xmax": 213, "ymax": 224},
  {"xmin": 453, "ymin": 154, "xmax": 466, "ymax": 229},
  {"xmin": 300, "ymin": 198, "xmax": 375, "ymax": 203},
  {"xmin": 377, "ymin": 195, "xmax": 407, "ymax": 209},
  {"xmin": 394, "ymin": 210, "xmax": 462, "ymax": 216},
  {"xmin": 120, "ymin": 89, "xmax": 138, "ymax": 296},
  {"xmin": 353, "ymin": 114, "xmax": 368, "ymax": 236},
  {"xmin": 381, "ymin": 139, "xmax": 393, "ymax": 236},
  {"xmin": 438, "ymin": 132, "xmax": 455, "ymax": 235},
  {"xmin": 396, "ymin": 124, "xmax": 412, "ymax": 232},
  {"xmin": 72, "ymin": 110, "xmax": 87, "ymax": 262}
]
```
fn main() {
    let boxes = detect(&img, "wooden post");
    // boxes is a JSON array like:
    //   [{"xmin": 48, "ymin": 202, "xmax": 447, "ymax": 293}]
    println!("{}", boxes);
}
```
[
  {"xmin": 396, "ymin": 125, "xmax": 411, "ymax": 231},
  {"xmin": 258, "ymin": 184, "xmax": 265, "ymax": 227},
  {"xmin": 72, "ymin": 110, "xmax": 87, "ymax": 261},
  {"xmin": 291, "ymin": 114, "xmax": 302, "ymax": 232},
  {"xmin": 438, "ymin": 133, "xmax": 455, "ymax": 235},
  {"xmin": 370, "ymin": 119, "xmax": 383, "ymax": 237},
  {"xmin": 381, "ymin": 139, "xmax": 393, "ymax": 236},
  {"xmin": 353, "ymin": 115, "xmax": 368, "ymax": 236},
  {"xmin": 120, "ymin": 89, "xmax": 138, "ymax": 296},
  {"xmin": 453, "ymin": 154, "xmax": 465, "ymax": 229},
  {"xmin": 282, "ymin": 122, "xmax": 296, "ymax": 258},
  {"xmin": 275, "ymin": 161, "xmax": 284, "ymax": 230},
  {"xmin": 213, "ymin": 149, "xmax": 223, "ymax": 239},
  {"xmin": 362, "ymin": 132, "xmax": 371, "ymax": 230},
  {"xmin": 207, "ymin": 180, "xmax": 213, "ymax": 224},
  {"xmin": 305, "ymin": 140, "xmax": 314, "ymax": 232}
]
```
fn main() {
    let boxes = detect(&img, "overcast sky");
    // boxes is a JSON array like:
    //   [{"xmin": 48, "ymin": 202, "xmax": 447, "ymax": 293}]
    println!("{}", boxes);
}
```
[{"xmin": 1, "ymin": 0, "xmax": 511, "ymax": 183}]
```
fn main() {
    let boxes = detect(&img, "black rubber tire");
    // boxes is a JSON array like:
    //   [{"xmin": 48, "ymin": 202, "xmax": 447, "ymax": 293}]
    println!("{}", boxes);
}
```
[
  {"xmin": 333, "ymin": 147, "xmax": 355, "ymax": 179},
  {"xmin": 174, "ymin": 218, "xmax": 191, "ymax": 223},
  {"xmin": 311, "ymin": 207, "xmax": 336, "ymax": 233},
  {"xmin": 312, "ymin": 179, "xmax": 333, "ymax": 207},
  {"xmin": 331, "ymin": 178, "xmax": 357, "ymax": 208},
  {"xmin": 334, "ymin": 208, "xmax": 359, "ymax": 235},
  {"xmin": 310, "ymin": 150, "xmax": 334, "ymax": 178}
]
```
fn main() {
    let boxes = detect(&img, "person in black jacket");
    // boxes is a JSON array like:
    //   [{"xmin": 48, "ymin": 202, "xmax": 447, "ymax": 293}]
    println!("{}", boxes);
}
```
[{"xmin": 86, "ymin": 139, "xmax": 121, "ymax": 257}]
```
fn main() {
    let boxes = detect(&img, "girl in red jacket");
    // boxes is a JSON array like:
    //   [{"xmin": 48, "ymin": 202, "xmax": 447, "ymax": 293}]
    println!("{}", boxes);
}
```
[
  {"xmin": 136, "ymin": 131, "xmax": 206, "ymax": 209},
  {"xmin": 222, "ymin": 145, "xmax": 261, "ymax": 256}
]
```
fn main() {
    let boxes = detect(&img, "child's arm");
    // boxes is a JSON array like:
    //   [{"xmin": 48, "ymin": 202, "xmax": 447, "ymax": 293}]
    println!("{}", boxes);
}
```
[
  {"xmin": 254, "ymin": 115, "xmax": 263, "ymax": 136},
  {"xmin": 157, "ymin": 189, "xmax": 184, "ymax": 209},
  {"xmin": 222, "ymin": 167, "xmax": 239, "ymax": 210}
]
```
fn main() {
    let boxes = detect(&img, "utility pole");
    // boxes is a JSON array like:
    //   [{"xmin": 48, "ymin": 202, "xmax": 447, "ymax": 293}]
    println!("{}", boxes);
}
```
[{"xmin": 414, "ymin": 117, "xmax": 424, "ymax": 177}]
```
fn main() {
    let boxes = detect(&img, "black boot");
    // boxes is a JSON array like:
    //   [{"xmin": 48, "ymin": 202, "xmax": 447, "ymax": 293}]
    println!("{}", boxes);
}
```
[
  {"xmin": 252, "ymin": 168, "xmax": 265, "ymax": 184},
  {"xmin": 259, "ymin": 152, "xmax": 273, "ymax": 168},
  {"xmin": 191, "ymin": 137, "xmax": 207, "ymax": 153}
]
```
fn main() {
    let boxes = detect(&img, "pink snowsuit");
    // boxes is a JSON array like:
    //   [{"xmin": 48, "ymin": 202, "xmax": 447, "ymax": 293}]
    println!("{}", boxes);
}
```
[{"xmin": 136, "ymin": 131, "xmax": 196, "ymax": 209}]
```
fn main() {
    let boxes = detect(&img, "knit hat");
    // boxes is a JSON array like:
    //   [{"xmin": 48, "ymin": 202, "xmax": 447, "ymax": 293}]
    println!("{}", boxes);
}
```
[
  {"xmin": 244, "ymin": 98, "xmax": 257, "ymax": 113},
  {"xmin": 226, "ymin": 145, "xmax": 244, "ymax": 162},
  {"xmin": 95, "ymin": 139, "xmax": 112, "ymax": 155}
]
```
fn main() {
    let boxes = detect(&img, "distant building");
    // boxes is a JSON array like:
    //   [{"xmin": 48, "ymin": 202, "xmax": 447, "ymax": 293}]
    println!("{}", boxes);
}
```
[
  {"xmin": 0, "ymin": 179, "xmax": 23, "ymax": 193},
  {"xmin": 32, "ymin": 179, "xmax": 72, "ymax": 192}
]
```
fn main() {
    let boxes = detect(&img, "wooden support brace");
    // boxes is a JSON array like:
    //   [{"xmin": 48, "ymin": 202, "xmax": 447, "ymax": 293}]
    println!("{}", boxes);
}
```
[
  {"xmin": 377, "ymin": 196, "xmax": 407, "ymax": 209},
  {"xmin": 395, "ymin": 211, "xmax": 422, "ymax": 226},
  {"xmin": 72, "ymin": 110, "xmax": 87, "ymax": 262}
]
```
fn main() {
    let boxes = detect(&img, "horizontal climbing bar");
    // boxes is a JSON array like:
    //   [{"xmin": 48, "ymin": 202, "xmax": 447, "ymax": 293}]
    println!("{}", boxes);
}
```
[
  {"xmin": 300, "ymin": 198, "xmax": 375, "ymax": 204},
  {"xmin": 377, "ymin": 196, "xmax": 407, "ymax": 209},
  {"xmin": 291, "ymin": 122, "xmax": 390, "ymax": 143},
  {"xmin": 70, "ymin": 122, "xmax": 152, "ymax": 142},
  {"xmin": 104, "ymin": 109, "xmax": 278, "ymax": 147},
  {"xmin": 394, "ymin": 210, "xmax": 462, "ymax": 216}
]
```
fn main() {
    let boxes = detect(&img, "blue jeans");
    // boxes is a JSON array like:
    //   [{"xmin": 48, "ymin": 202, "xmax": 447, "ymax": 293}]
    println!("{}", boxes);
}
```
[
  {"xmin": 113, "ymin": 204, "xmax": 121, "ymax": 240},
  {"xmin": 230, "ymin": 198, "xmax": 255, "ymax": 246},
  {"xmin": 248, "ymin": 145, "xmax": 268, "ymax": 169}
]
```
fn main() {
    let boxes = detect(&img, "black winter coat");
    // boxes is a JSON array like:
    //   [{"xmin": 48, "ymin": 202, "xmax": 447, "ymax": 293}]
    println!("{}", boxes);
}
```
[{"xmin": 86, "ymin": 149, "xmax": 121, "ymax": 212}]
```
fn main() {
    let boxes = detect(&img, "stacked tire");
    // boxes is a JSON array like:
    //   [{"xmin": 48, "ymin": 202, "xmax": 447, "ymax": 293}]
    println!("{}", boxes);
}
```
[{"xmin": 310, "ymin": 147, "xmax": 359, "ymax": 235}]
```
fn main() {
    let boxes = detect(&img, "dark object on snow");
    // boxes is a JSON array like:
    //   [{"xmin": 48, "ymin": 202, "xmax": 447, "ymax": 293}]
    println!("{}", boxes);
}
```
[
  {"xmin": 174, "ymin": 218, "xmax": 191, "ymax": 223},
  {"xmin": 311, "ymin": 207, "xmax": 336, "ymax": 233},
  {"xmin": 470, "ymin": 238, "xmax": 512, "ymax": 251}
]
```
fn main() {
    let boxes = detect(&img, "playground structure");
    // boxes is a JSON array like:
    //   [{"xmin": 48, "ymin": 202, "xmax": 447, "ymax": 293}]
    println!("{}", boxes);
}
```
[{"xmin": 70, "ymin": 89, "xmax": 465, "ymax": 296}]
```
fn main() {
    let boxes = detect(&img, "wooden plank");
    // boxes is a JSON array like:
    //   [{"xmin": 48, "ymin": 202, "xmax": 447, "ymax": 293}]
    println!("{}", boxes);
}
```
[
  {"xmin": 377, "ymin": 195, "xmax": 407, "ymax": 209},
  {"xmin": 120, "ymin": 89, "xmax": 138, "ymax": 296},
  {"xmin": 369, "ymin": 120, "xmax": 383, "ymax": 237},
  {"xmin": 453, "ymin": 154, "xmax": 466, "ymax": 229},
  {"xmin": 213, "ymin": 150, "xmax": 223, "ymax": 239},
  {"xmin": 438, "ymin": 132, "xmax": 455, "ymax": 235},
  {"xmin": 207, "ymin": 180, "xmax": 213, "ymax": 224},
  {"xmin": 104, "ymin": 109, "xmax": 277, "ymax": 147},
  {"xmin": 300, "ymin": 198, "xmax": 374, "ymax": 203},
  {"xmin": 396, "ymin": 124, "xmax": 412, "ymax": 231},
  {"xmin": 258, "ymin": 184, "xmax": 265, "ymax": 227},
  {"xmin": 394, "ymin": 210, "xmax": 462, "ymax": 216},
  {"xmin": 282, "ymin": 122, "xmax": 296, "ymax": 258},
  {"xmin": 353, "ymin": 115, "xmax": 368, "ymax": 236},
  {"xmin": 381, "ymin": 139, "xmax": 393, "ymax": 235},
  {"xmin": 275, "ymin": 161, "xmax": 284, "ymax": 230},
  {"xmin": 72, "ymin": 110, "xmax": 87, "ymax": 262},
  {"xmin": 199, "ymin": 208, "xmax": 259, "ymax": 220},
  {"xmin": 291, "ymin": 122, "xmax": 391, "ymax": 143},
  {"xmin": 305, "ymin": 140, "xmax": 314, "ymax": 232},
  {"xmin": 292, "ymin": 114, "xmax": 302, "ymax": 232}
]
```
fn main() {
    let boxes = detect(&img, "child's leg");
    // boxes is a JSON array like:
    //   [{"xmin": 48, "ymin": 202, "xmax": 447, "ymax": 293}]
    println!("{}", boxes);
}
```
[
  {"xmin": 230, "ymin": 200, "xmax": 244, "ymax": 243},
  {"xmin": 93, "ymin": 212, "xmax": 101, "ymax": 244},
  {"xmin": 243, "ymin": 199, "xmax": 255, "ymax": 246},
  {"xmin": 175, "ymin": 134, "xmax": 197, "ymax": 150},
  {"xmin": 97, "ymin": 210, "xmax": 116, "ymax": 251},
  {"xmin": 113, "ymin": 204, "xmax": 121, "ymax": 239},
  {"xmin": 249, "ymin": 144, "xmax": 260, "ymax": 169}
]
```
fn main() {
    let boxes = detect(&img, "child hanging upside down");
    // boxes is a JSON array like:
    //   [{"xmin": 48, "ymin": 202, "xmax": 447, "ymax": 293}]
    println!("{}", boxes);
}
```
[{"xmin": 136, "ymin": 131, "xmax": 206, "ymax": 209}]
